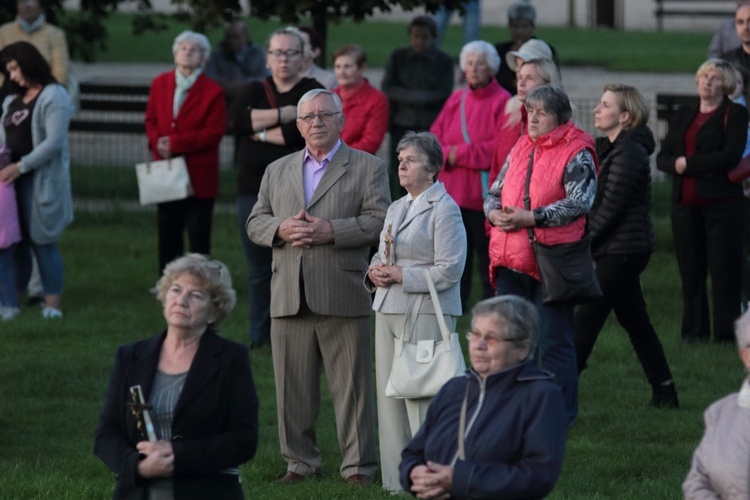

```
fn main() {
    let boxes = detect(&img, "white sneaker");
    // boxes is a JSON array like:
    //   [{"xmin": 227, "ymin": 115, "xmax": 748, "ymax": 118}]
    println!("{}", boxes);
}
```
[
  {"xmin": 41, "ymin": 307, "xmax": 63, "ymax": 319},
  {"xmin": 0, "ymin": 306, "xmax": 20, "ymax": 321}
]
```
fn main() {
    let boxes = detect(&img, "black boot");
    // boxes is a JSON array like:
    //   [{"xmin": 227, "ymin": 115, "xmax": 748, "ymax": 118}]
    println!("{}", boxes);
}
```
[{"xmin": 651, "ymin": 381, "xmax": 679, "ymax": 409}]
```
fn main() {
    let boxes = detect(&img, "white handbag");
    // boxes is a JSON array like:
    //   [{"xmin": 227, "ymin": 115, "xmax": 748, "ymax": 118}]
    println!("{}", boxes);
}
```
[
  {"xmin": 135, "ymin": 156, "xmax": 192, "ymax": 206},
  {"xmin": 385, "ymin": 269, "xmax": 466, "ymax": 399}
]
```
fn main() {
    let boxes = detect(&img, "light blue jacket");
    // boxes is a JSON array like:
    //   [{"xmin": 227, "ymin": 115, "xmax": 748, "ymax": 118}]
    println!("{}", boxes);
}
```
[{"xmin": 1, "ymin": 83, "xmax": 73, "ymax": 244}]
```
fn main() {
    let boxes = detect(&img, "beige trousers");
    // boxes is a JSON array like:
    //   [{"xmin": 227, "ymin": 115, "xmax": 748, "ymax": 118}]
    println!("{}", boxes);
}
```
[{"xmin": 374, "ymin": 311, "xmax": 458, "ymax": 492}]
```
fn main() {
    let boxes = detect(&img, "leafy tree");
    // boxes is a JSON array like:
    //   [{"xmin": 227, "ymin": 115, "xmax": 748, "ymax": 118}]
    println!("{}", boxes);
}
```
[
  {"xmin": 0, "ymin": 0, "xmax": 462, "ymax": 62},
  {"xmin": 250, "ymin": 0, "xmax": 465, "ymax": 64}
]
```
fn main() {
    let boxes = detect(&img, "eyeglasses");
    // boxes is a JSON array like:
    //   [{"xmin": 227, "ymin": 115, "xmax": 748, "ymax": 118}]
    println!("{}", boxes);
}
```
[
  {"xmin": 268, "ymin": 49, "xmax": 302, "ymax": 59},
  {"xmin": 466, "ymin": 331, "xmax": 524, "ymax": 346},
  {"xmin": 297, "ymin": 111, "xmax": 341, "ymax": 123}
]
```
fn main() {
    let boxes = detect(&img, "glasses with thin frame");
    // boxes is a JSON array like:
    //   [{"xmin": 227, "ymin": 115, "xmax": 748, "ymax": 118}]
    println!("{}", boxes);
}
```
[
  {"xmin": 466, "ymin": 331, "xmax": 524, "ymax": 346},
  {"xmin": 268, "ymin": 49, "xmax": 302, "ymax": 59},
  {"xmin": 297, "ymin": 111, "xmax": 341, "ymax": 123}
]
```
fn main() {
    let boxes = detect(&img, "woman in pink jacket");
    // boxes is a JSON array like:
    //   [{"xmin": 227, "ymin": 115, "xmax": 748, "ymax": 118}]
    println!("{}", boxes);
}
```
[
  {"xmin": 332, "ymin": 44, "xmax": 388, "ymax": 155},
  {"xmin": 430, "ymin": 40, "xmax": 510, "ymax": 308}
]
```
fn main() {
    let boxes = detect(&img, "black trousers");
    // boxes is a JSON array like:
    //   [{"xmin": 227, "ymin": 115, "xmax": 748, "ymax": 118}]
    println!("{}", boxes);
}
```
[
  {"xmin": 157, "ymin": 197, "xmax": 215, "ymax": 274},
  {"xmin": 574, "ymin": 253, "xmax": 673, "ymax": 386},
  {"xmin": 671, "ymin": 200, "xmax": 746, "ymax": 342},
  {"xmin": 460, "ymin": 208, "xmax": 494, "ymax": 308}
]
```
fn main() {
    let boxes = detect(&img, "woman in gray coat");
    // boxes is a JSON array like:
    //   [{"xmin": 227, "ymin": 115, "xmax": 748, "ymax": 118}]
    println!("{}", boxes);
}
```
[
  {"xmin": 366, "ymin": 131, "xmax": 467, "ymax": 492},
  {"xmin": 0, "ymin": 41, "xmax": 73, "ymax": 319}
]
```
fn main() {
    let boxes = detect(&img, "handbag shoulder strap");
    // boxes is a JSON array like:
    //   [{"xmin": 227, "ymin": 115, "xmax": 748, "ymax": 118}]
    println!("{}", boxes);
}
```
[
  {"xmin": 399, "ymin": 293, "xmax": 424, "ymax": 343},
  {"xmin": 457, "ymin": 381, "xmax": 470, "ymax": 461},
  {"xmin": 523, "ymin": 147, "xmax": 537, "ymax": 244},
  {"xmin": 261, "ymin": 79, "xmax": 278, "ymax": 109},
  {"xmin": 423, "ymin": 268, "xmax": 452, "ymax": 342},
  {"xmin": 460, "ymin": 88, "xmax": 471, "ymax": 144}
]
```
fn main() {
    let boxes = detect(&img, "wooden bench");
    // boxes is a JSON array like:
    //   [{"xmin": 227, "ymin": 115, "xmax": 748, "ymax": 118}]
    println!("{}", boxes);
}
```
[{"xmin": 654, "ymin": 0, "xmax": 735, "ymax": 31}]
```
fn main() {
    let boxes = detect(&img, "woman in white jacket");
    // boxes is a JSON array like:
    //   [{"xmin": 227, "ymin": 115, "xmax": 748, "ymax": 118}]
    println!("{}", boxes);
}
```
[
  {"xmin": 366, "ymin": 131, "xmax": 467, "ymax": 493},
  {"xmin": 0, "ymin": 41, "xmax": 73, "ymax": 319}
]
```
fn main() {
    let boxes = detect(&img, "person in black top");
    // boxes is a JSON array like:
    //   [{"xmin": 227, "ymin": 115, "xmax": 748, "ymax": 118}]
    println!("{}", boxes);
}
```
[
  {"xmin": 574, "ymin": 84, "xmax": 678, "ymax": 409},
  {"xmin": 228, "ymin": 28, "xmax": 323, "ymax": 349}
]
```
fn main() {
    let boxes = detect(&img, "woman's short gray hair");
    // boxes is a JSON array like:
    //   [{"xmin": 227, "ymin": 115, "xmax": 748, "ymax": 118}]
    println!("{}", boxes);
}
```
[
  {"xmin": 736, "ymin": 309, "xmax": 750, "ymax": 349},
  {"xmin": 297, "ymin": 88, "xmax": 343, "ymax": 115},
  {"xmin": 155, "ymin": 254, "xmax": 237, "ymax": 331},
  {"xmin": 396, "ymin": 131, "xmax": 443, "ymax": 179},
  {"xmin": 471, "ymin": 295, "xmax": 539, "ymax": 353},
  {"xmin": 525, "ymin": 85, "xmax": 572, "ymax": 126},
  {"xmin": 172, "ymin": 31, "xmax": 211, "ymax": 65},
  {"xmin": 459, "ymin": 40, "xmax": 501, "ymax": 75},
  {"xmin": 508, "ymin": 1, "xmax": 536, "ymax": 24}
]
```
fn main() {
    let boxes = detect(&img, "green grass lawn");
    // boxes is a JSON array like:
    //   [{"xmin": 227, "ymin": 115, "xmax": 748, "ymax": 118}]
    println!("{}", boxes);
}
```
[
  {"xmin": 86, "ymin": 12, "xmax": 711, "ymax": 72},
  {"xmin": 0, "ymin": 199, "xmax": 742, "ymax": 498}
]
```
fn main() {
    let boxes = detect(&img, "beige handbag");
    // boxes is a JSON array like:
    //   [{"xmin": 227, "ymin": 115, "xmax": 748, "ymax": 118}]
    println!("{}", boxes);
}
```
[
  {"xmin": 135, "ymin": 156, "xmax": 192, "ymax": 206},
  {"xmin": 385, "ymin": 269, "xmax": 466, "ymax": 399}
]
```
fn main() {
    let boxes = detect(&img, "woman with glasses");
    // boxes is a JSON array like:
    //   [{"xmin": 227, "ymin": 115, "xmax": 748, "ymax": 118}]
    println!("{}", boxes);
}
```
[
  {"xmin": 657, "ymin": 58, "xmax": 748, "ymax": 344},
  {"xmin": 228, "ymin": 28, "xmax": 323, "ymax": 349},
  {"xmin": 95, "ymin": 254, "xmax": 259, "ymax": 500},
  {"xmin": 366, "ymin": 131, "xmax": 466, "ymax": 492},
  {"xmin": 399, "ymin": 295, "xmax": 566, "ymax": 499},
  {"xmin": 145, "ymin": 31, "xmax": 226, "ymax": 278}
]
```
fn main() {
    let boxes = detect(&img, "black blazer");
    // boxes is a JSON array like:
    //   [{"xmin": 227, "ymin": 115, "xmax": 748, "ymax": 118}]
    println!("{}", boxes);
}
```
[
  {"xmin": 656, "ymin": 97, "xmax": 748, "ymax": 202},
  {"xmin": 94, "ymin": 331, "xmax": 259, "ymax": 500}
]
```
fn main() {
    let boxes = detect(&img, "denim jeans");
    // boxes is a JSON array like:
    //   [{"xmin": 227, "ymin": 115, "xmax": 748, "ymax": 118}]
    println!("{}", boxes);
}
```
[
  {"xmin": 237, "ymin": 195, "xmax": 272, "ymax": 345},
  {"xmin": 14, "ymin": 173, "xmax": 64, "ymax": 295},
  {"xmin": 0, "ymin": 245, "xmax": 17, "ymax": 307},
  {"xmin": 495, "ymin": 266, "xmax": 578, "ymax": 425},
  {"xmin": 433, "ymin": 0, "xmax": 481, "ymax": 49}
]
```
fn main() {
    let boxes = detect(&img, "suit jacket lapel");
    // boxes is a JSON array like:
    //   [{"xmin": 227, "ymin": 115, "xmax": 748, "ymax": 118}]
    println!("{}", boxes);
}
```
[
  {"xmin": 307, "ymin": 144, "xmax": 349, "ymax": 209},
  {"xmin": 287, "ymin": 150, "xmax": 306, "ymax": 208},
  {"xmin": 128, "ymin": 332, "xmax": 165, "ymax": 401},
  {"xmin": 173, "ymin": 331, "xmax": 222, "ymax": 416}
]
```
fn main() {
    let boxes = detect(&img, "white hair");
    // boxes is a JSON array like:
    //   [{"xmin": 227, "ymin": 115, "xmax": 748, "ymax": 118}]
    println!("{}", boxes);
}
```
[
  {"xmin": 459, "ymin": 40, "xmax": 501, "ymax": 75},
  {"xmin": 172, "ymin": 30, "xmax": 211, "ymax": 66}
]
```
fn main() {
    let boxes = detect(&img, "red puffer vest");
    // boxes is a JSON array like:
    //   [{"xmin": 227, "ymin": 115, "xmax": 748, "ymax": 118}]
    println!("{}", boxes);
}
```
[{"xmin": 489, "ymin": 120, "xmax": 596, "ymax": 284}]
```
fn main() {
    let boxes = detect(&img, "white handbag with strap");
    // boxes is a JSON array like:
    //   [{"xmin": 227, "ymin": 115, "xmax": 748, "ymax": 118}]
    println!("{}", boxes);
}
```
[
  {"xmin": 135, "ymin": 156, "xmax": 192, "ymax": 206},
  {"xmin": 385, "ymin": 269, "xmax": 466, "ymax": 399}
]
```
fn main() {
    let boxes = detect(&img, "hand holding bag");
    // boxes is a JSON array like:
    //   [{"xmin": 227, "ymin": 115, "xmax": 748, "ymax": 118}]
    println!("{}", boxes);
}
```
[
  {"xmin": 385, "ymin": 269, "xmax": 466, "ymax": 399},
  {"xmin": 523, "ymin": 147, "xmax": 602, "ymax": 306},
  {"xmin": 135, "ymin": 155, "xmax": 192, "ymax": 206}
]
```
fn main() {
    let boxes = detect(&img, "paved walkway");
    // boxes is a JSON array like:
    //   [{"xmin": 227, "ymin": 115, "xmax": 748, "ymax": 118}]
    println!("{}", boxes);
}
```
[{"xmin": 71, "ymin": 61, "xmax": 697, "ymax": 102}]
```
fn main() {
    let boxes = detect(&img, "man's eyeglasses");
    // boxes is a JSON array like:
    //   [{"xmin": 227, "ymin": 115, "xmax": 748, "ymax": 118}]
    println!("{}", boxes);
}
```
[
  {"xmin": 297, "ymin": 112, "xmax": 341, "ymax": 123},
  {"xmin": 268, "ymin": 49, "xmax": 302, "ymax": 59}
]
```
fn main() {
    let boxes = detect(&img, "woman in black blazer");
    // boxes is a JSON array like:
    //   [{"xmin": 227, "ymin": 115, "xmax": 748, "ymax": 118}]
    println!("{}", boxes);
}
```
[
  {"xmin": 657, "ymin": 58, "xmax": 748, "ymax": 343},
  {"xmin": 94, "ymin": 255, "xmax": 259, "ymax": 499}
]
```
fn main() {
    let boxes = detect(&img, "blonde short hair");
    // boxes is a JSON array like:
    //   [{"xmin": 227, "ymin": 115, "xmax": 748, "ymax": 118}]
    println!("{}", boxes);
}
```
[
  {"xmin": 155, "ymin": 254, "xmax": 236, "ymax": 331},
  {"xmin": 695, "ymin": 58, "xmax": 738, "ymax": 95},
  {"xmin": 603, "ymin": 83, "xmax": 650, "ymax": 129}
]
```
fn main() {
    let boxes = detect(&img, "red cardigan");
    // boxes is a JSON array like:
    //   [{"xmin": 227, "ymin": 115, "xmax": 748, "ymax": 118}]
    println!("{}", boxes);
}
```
[
  {"xmin": 145, "ymin": 71, "xmax": 226, "ymax": 199},
  {"xmin": 334, "ymin": 79, "xmax": 389, "ymax": 154}
]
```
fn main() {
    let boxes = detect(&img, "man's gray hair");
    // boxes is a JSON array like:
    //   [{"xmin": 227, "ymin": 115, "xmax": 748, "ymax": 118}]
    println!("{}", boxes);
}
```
[
  {"xmin": 297, "ymin": 89, "xmax": 343, "ymax": 115},
  {"xmin": 736, "ymin": 309, "xmax": 750, "ymax": 349},
  {"xmin": 471, "ymin": 295, "xmax": 539, "ymax": 351},
  {"xmin": 508, "ymin": 1, "xmax": 536, "ymax": 23}
]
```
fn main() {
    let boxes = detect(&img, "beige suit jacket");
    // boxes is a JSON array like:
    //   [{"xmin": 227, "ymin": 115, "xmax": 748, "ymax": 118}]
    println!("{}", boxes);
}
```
[{"xmin": 247, "ymin": 142, "xmax": 390, "ymax": 318}]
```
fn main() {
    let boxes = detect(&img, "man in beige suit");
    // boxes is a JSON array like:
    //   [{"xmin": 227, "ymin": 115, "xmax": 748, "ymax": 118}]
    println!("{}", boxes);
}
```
[{"xmin": 247, "ymin": 89, "xmax": 390, "ymax": 484}]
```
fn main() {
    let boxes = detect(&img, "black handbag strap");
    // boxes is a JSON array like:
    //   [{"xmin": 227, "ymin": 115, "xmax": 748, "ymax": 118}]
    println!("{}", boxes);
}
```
[
  {"xmin": 522, "ymin": 146, "xmax": 591, "ymax": 244},
  {"xmin": 523, "ymin": 147, "xmax": 537, "ymax": 244}
]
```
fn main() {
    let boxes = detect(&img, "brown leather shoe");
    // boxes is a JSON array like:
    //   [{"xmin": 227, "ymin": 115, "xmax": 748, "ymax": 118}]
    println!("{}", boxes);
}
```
[
  {"xmin": 346, "ymin": 474, "xmax": 373, "ymax": 486},
  {"xmin": 277, "ymin": 471, "xmax": 305, "ymax": 484}
]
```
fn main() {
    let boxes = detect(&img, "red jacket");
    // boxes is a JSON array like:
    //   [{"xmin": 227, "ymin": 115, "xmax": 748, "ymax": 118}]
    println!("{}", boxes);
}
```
[
  {"xmin": 145, "ymin": 71, "xmax": 226, "ymax": 199},
  {"xmin": 334, "ymin": 79, "xmax": 389, "ymax": 154},
  {"xmin": 489, "ymin": 121, "xmax": 595, "ymax": 282}
]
